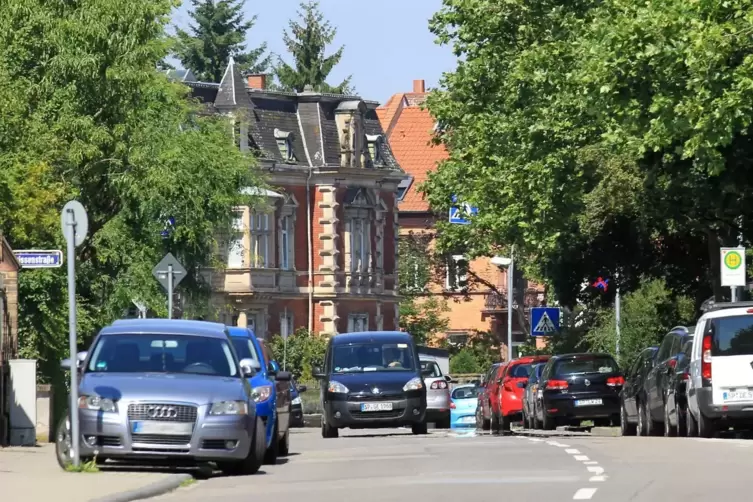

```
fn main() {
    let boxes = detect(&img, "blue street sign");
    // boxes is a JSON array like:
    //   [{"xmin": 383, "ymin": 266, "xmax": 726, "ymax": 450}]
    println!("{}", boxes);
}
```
[
  {"xmin": 531, "ymin": 307, "xmax": 561, "ymax": 336},
  {"xmin": 449, "ymin": 195, "xmax": 478, "ymax": 225},
  {"xmin": 161, "ymin": 216, "xmax": 175, "ymax": 238},
  {"xmin": 14, "ymin": 250, "xmax": 64, "ymax": 269}
]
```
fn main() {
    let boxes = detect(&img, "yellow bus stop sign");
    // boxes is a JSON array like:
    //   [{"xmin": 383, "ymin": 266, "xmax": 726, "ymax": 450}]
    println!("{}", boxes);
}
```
[{"xmin": 724, "ymin": 250, "xmax": 743, "ymax": 270}]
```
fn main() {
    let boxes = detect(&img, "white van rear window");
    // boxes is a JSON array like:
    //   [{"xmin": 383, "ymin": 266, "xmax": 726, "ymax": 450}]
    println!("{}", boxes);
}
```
[{"xmin": 711, "ymin": 315, "xmax": 753, "ymax": 356}]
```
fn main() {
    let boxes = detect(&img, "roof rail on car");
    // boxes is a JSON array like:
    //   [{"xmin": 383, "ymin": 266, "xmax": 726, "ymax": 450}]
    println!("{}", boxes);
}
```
[
  {"xmin": 701, "ymin": 301, "xmax": 753, "ymax": 313},
  {"xmin": 669, "ymin": 325, "xmax": 689, "ymax": 333}
]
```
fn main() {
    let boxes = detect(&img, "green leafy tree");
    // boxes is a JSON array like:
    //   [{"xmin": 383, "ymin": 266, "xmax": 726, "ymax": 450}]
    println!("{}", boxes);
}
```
[
  {"xmin": 397, "ymin": 235, "xmax": 449, "ymax": 345},
  {"xmin": 583, "ymin": 278, "xmax": 694, "ymax": 368},
  {"xmin": 175, "ymin": 0, "xmax": 271, "ymax": 82},
  {"xmin": 269, "ymin": 328, "xmax": 327, "ymax": 382},
  {"xmin": 274, "ymin": 1, "xmax": 352, "ymax": 94},
  {"xmin": 0, "ymin": 0, "xmax": 263, "ymax": 403},
  {"xmin": 422, "ymin": 0, "xmax": 753, "ymax": 308},
  {"xmin": 449, "ymin": 348, "xmax": 480, "ymax": 374}
]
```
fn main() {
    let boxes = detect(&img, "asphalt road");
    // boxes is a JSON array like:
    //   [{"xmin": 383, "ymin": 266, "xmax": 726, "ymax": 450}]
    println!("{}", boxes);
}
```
[{"xmin": 152, "ymin": 428, "xmax": 753, "ymax": 502}]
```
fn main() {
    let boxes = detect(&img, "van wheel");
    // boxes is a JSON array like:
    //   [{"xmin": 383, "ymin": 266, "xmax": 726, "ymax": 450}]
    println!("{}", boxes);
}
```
[
  {"xmin": 697, "ymin": 410, "xmax": 716, "ymax": 438},
  {"xmin": 321, "ymin": 421, "xmax": 339, "ymax": 439},
  {"xmin": 412, "ymin": 421, "xmax": 428, "ymax": 435}
]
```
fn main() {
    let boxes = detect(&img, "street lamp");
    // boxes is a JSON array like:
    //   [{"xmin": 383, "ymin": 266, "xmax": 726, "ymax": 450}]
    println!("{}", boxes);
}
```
[{"xmin": 492, "ymin": 247, "xmax": 515, "ymax": 361}]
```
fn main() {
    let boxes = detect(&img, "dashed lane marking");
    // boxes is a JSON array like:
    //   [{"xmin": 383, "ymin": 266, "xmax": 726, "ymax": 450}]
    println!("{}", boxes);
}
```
[
  {"xmin": 574, "ymin": 455, "xmax": 589, "ymax": 461},
  {"xmin": 565, "ymin": 448, "xmax": 581, "ymax": 454},
  {"xmin": 589, "ymin": 476, "xmax": 606, "ymax": 482},
  {"xmin": 587, "ymin": 466, "xmax": 604, "ymax": 475},
  {"xmin": 573, "ymin": 488, "xmax": 598, "ymax": 500}
]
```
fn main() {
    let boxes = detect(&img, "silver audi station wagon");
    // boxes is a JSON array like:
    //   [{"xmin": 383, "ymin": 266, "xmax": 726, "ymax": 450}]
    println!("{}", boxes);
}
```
[{"xmin": 57, "ymin": 319, "xmax": 266, "ymax": 475}]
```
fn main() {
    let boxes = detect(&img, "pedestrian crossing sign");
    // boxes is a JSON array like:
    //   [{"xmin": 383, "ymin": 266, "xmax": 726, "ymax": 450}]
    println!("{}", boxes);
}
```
[{"xmin": 531, "ymin": 307, "xmax": 561, "ymax": 336}]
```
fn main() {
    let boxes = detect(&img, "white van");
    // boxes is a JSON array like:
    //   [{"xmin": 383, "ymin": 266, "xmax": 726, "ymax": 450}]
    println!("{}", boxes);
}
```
[{"xmin": 687, "ymin": 301, "xmax": 753, "ymax": 437}]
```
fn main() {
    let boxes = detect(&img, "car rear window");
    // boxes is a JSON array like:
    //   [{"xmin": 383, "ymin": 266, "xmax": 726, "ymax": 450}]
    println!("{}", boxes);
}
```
[
  {"xmin": 554, "ymin": 355, "xmax": 618, "ymax": 376},
  {"xmin": 452, "ymin": 386, "xmax": 480, "ymax": 399},
  {"xmin": 711, "ymin": 315, "xmax": 753, "ymax": 356},
  {"xmin": 507, "ymin": 364, "xmax": 531, "ymax": 378}
]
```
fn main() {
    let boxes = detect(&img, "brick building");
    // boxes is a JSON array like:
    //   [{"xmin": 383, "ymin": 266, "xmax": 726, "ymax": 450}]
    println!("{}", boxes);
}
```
[
  {"xmin": 0, "ymin": 234, "xmax": 20, "ymax": 445},
  {"xmin": 378, "ymin": 80, "xmax": 546, "ymax": 359},
  {"xmin": 177, "ymin": 62, "xmax": 405, "ymax": 338}
]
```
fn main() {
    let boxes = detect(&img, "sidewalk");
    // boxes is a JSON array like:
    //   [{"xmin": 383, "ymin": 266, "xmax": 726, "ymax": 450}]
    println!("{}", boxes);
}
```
[{"xmin": 0, "ymin": 444, "xmax": 186, "ymax": 502}]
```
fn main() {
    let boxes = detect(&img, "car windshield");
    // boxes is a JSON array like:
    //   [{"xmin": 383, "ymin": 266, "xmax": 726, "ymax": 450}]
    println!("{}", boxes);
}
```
[
  {"xmin": 420, "ymin": 360, "xmax": 442, "ymax": 377},
  {"xmin": 554, "ymin": 355, "xmax": 618, "ymax": 376},
  {"xmin": 452, "ymin": 386, "xmax": 480, "ymax": 399},
  {"xmin": 711, "ymin": 315, "xmax": 753, "ymax": 356},
  {"xmin": 332, "ymin": 342, "xmax": 416, "ymax": 373},
  {"xmin": 507, "ymin": 363, "xmax": 531, "ymax": 378},
  {"xmin": 231, "ymin": 337, "xmax": 260, "ymax": 364},
  {"xmin": 86, "ymin": 334, "xmax": 238, "ymax": 377}
]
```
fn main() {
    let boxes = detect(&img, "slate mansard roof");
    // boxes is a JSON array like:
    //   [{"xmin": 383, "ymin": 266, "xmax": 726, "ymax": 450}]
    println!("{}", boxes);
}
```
[{"xmin": 170, "ymin": 59, "xmax": 403, "ymax": 174}]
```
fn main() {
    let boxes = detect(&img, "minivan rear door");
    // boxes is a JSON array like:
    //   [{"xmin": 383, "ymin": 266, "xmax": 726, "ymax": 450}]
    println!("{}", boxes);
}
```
[{"xmin": 709, "ymin": 311, "xmax": 753, "ymax": 405}]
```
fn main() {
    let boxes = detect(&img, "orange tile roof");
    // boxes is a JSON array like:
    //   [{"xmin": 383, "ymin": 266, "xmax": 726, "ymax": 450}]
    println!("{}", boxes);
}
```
[{"xmin": 378, "ymin": 90, "xmax": 447, "ymax": 212}]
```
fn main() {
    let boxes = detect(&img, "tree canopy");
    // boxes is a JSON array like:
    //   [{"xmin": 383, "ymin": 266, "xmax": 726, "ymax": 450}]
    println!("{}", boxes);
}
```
[
  {"xmin": 175, "ymin": 0, "xmax": 271, "ymax": 82},
  {"xmin": 0, "ymin": 0, "xmax": 262, "ymax": 384},
  {"xmin": 423, "ymin": 0, "xmax": 753, "ymax": 309},
  {"xmin": 274, "ymin": 1, "xmax": 352, "ymax": 94}
]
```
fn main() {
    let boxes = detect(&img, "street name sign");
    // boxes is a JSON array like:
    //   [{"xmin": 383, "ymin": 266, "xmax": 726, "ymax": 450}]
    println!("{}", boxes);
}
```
[
  {"xmin": 721, "ymin": 247, "xmax": 746, "ymax": 287},
  {"xmin": 13, "ymin": 250, "xmax": 63, "ymax": 269},
  {"xmin": 531, "ymin": 307, "xmax": 561, "ymax": 336}
]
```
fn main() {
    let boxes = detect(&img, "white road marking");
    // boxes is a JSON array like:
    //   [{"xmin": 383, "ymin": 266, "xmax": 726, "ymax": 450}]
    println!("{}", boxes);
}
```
[
  {"xmin": 587, "ymin": 466, "xmax": 605, "ymax": 475},
  {"xmin": 583, "ymin": 461, "xmax": 598, "ymax": 465},
  {"xmin": 565, "ymin": 448, "xmax": 581, "ymax": 454},
  {"xmin": 573, "ymin": 488, "xmax": 598, "ymax": 500},
  {"xmin": 574, "ymin": 455, "xmax": 589, "ymax": 461},
  {"xmin": 589, "ymin": 475, "xmax": 607, "ymax": 482},
  {"xmin": 528, "ymin": 437, "xmax": 544, "ymax": 442}
]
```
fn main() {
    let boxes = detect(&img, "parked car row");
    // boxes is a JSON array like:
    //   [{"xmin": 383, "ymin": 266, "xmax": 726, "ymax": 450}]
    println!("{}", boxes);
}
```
[
  {"xmin": 55, "ymin": 319, "xmax": 306, "ymax": 475},
  {"xmin": 620, "ymin": 301, "xmax": 753, "ymax": 438}
]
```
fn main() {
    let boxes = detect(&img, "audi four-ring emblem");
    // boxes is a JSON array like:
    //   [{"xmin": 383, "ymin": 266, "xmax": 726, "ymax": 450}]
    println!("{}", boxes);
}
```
[{"xmin": 147, "ymin": 405, "xmax": 178, "ymax": 419}]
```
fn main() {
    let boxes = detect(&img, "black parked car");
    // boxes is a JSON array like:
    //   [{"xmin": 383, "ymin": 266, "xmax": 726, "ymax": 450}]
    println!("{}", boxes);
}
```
[
  {"xmin": 664, "ymin": 339, "xmax": 693, "ymax": 437},
  {"xmin": 534, "ymin": 353, "xmax": 624, "ymax": 430},
  {"xmin": 289, "ymin": 378, "xmax": 307, "ymax": 428},
  {"xmin": 521, "ymin": 362, "xmax": 547, "ymax": 429},
  {"xmin": 620, "ymin": 346, "xmax": 659, "ymax": 436}
]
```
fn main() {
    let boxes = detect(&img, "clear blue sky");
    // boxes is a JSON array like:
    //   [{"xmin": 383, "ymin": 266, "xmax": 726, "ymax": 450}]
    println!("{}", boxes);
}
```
[{"xmin": 171, "ymin": 0, "xmax": 458, "ymax": 104}]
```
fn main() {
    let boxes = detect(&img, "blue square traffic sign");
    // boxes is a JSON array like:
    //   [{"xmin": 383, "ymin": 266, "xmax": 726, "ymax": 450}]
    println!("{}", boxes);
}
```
[{"xmin": 531, "ymin": 307, "xmax": 561, "ymax": 336}]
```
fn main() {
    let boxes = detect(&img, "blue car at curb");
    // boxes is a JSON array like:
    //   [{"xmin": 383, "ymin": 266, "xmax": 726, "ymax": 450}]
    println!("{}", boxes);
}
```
[
  {"xmin": 450, "ymin": 384, "xmax": 481, "ymax": 428},
  {"xmin": 228, "ymin": 327, "xmax": 292, "ymax": 463}
]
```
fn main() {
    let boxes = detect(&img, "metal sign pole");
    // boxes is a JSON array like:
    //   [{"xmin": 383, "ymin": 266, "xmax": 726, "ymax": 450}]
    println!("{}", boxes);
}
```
[
  {"xmin": 167, "ymin": 264, "xmax": 173, "ymax": 319},
  {"xmin": 615, "ymin": 283, "xmax": 621, "ymax": 359},
  {"xmin": 507, "ymin": 246, "xmax": 514, "ymax": 361},
  {"xmin": 65, "ymin": 210, "xmax": 80, "ymax": 468}
]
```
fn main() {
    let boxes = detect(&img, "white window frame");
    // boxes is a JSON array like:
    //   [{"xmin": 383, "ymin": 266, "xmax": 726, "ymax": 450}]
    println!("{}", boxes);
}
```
[
  {"xmin": 446, "ymin": 254, "xmax": 469, "ymax": 291},
  {"xmin": 250, "ymin": 212, "xmax": 271, "ymax": 268},
  {"xmin": 279, "ymin": 215, "xmax": 291, "ymax": 269},
  {"xmin": 348, "ymin": 313, "xmax": 369, "ymax": 332},
  {"xmin": 227, "ymin": 211, "xmax": 246, "ymax": 268}
]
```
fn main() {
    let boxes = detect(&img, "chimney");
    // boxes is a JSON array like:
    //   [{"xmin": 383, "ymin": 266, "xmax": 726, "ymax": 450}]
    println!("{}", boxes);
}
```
[
  {"xmin": 247, "ymin": 74, "xmax": 267, "ymax": 90},
  {"xmin": 413, "ymin": 79, "xmax": 425, "ymax": 93}
]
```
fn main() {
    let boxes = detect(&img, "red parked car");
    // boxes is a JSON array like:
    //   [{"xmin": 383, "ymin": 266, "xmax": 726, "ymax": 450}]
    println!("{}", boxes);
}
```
[{"xmin": 491, "ymin": 355, "xmax": 551, "ymax": 432}]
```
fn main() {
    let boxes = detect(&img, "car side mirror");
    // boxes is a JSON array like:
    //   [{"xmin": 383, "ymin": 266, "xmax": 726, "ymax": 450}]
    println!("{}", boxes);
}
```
[
  {"xmin": 267, "ymin": 362, "xmax": 278, "ymax": 377},
  {"xmin": 61, "ymin": 351, "xmax": 87, "ymax": 371},
  {"xmin": 276, "ymin": 370, "xmax": 292, "ymax": 382},
  {"xmin": 298, "ymin": 384, "xmax": 307, "ymax": 393},
  {"xmin": 444, "ymin": 375, "xmax": 452, "ymax": 382},
  {"xmin": 517, "ymin": 381, "xmax": 527, "ymax": 389},
  {"xmin": 239, "ymin": 358, "xmax": 257, "ymax": 377},
  {"xmin": 313, "ymin": 367, "xmax": 325, "ymax": 379}
]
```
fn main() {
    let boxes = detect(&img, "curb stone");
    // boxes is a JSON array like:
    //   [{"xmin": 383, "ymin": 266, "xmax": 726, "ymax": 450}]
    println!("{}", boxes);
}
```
[{"xmin": 88, "ymin": 473, "xmax": 193, "ymax": 502}]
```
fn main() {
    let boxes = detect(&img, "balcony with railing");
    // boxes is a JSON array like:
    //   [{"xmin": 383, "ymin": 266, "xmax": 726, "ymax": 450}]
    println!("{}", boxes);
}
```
[{"xmin": 483, "ymin": 288, "xmax": 546, "ymax": 313}]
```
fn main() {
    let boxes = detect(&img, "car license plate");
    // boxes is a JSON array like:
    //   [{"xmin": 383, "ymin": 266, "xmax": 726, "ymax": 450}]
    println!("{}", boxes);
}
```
[
  {"xmin": 360, "ymin": 402, "xmax": 393, "ymax": 412},
  {"xmin": 131, "ymin": 420, "xmax": 193, "ymax": 435},
  {"xmin": 461, "ymin": 416, "xmax": 475, "ymax": 423},
  {"xmin": 723, "ymin": 390, "xmax": 753, "ymax": 402},
  {"xmin": 574, "ymin": 399, "xmax": 603, "ymax": 407}
]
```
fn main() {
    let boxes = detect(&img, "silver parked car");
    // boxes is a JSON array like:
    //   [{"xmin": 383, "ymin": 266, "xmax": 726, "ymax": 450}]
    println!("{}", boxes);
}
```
[
  {"xmin": 56, "ymin": 319, "xmax": 266, "ymax": 475},
  {"xmin": 420, "ymin": 358, "xmax": 452, "ymax": 428}
]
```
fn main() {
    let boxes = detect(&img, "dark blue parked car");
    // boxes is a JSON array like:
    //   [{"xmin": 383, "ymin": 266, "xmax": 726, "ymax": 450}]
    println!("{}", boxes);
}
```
[
  {"xmin": 290, "ymin": 377, "xmax": 307, "ymax": 427},
  {"xmin": 228, "ymin": 327, "xmax": 292, "ymax": 463}
]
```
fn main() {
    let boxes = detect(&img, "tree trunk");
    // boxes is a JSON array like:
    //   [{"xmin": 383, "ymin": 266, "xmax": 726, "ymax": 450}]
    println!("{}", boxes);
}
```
[{"xmin": 706, "ymin": 229, "xmax": 723, "ymax": 301}]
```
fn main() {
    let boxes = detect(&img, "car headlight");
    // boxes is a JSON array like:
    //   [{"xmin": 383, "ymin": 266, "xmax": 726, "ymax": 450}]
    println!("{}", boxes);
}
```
[
  {"xmin": 251, "ymin": 385, "xmax": 273, "ymax": 403},
  {"xmin": 78, "ymin": 395, "xmax": 117, "ymax": 413},
  {"xmin": 327, "ymin": 381, "xmax": 349, "ymax": 393},
  {"xmin": 209, "ymin": 401, "xmax": 249, "ymax": 415},
  {"xmin": 403, "ymin": 377, "xmax": 423, "ymax": 391},
  {"xmin": 291, "ymin": 396, "xmax": 302, "ymax": 405}
]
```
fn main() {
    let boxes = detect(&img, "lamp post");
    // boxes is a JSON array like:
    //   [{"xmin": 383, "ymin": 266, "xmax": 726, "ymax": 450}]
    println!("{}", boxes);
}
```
[{"xmin": 492, "ymin": 247, "xmax": 515, "ymax": 361}]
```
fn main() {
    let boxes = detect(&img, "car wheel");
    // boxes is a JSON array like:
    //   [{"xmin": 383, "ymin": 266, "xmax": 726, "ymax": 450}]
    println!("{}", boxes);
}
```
[
  {"xmin": 532, "ymin": 403, "xmax": 542, "ymax": 429},
  {"xmin": 541, "ymin": 410, "xmax": 555, "ymax": 431},
  {"xmin": 411, "ymin": 421, "xmax": 428, "ymax": 435},
  {"xmin": 664, "ymin": 401, "xmax": 677, "ymax": 437},
  {"xmin": 697, "ymin": 409, "xmax": 716, "ymax": 438},
  {"xmin": 676, "ymin": 403, "xmax": 687, "ymax": 437},
  {"xmin": 219, "ymin": 416, "xmax": 265, "ymax": 476},
  {"xmin": 439, "ymin": 412, "xmax": 451, "ymax": 429},
  {"xmin": 491, "ymin": 412, "xmax": 500, "ymax": 432},
  {"xmin": 500, "ymin": 413, "xmax": 511, "ymax": 432},
  {"xmin": 278, "ymin": 428, "xmax": 290, "ymax": 456},
  {"xmin": 686, "ymin": 408, "xmax": 698, "ymax": 437},
  {"xmin": 321, "ymin": 420, "xmax": 339, "ymax": 439},
  {"xmin": 55, "ymin": 412, "xmax": 72, "ymax": 470},
  {"xmin": 620, "ymin": 400, "xmax": 637, "ymax": 436},
  {"xmin": 637, "ymin": 401, "xmax": 647, "ymax": 436},
  {"xmin": 263, "ymin": 419, "xmax": 279, "ymax": 464},
  {"xmin": 640, "ymin": 401, "xmax": 661, "ymax": 436}
]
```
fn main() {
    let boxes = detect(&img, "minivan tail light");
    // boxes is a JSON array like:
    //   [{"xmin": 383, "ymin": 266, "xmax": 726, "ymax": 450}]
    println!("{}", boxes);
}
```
[
  {"xmin": 606, "ymin": 376, "xmax": 625, "ymax": 387},
  {"xmin": 430, "ymin": 380, "xmax": 448, "ymax": 390},
  {"xmin": 546, "ymin": 379, "xmax": 568, "ymax": 390},
  {"xmin": 702, "ymin": 334, "xmax": 712, "ymax": 381}
]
